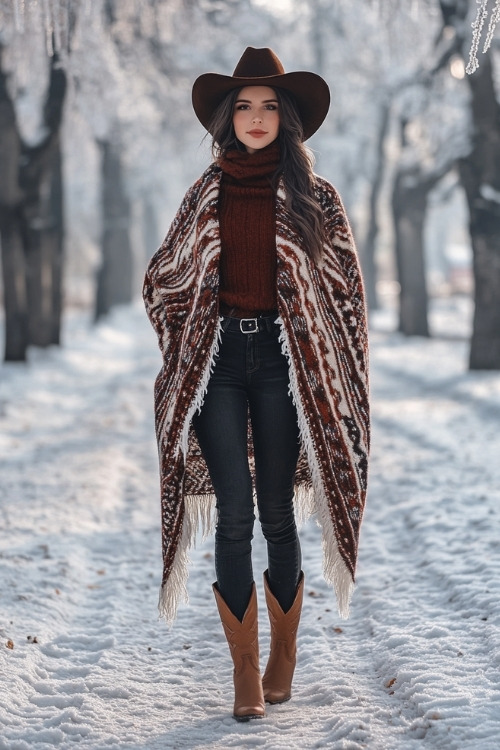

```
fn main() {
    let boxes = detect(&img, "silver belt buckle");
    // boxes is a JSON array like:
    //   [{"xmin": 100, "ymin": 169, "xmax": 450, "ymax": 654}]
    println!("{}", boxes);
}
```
[{"xmin": 240, "ymin": 318, "xmax": 259, "ymax": 334}]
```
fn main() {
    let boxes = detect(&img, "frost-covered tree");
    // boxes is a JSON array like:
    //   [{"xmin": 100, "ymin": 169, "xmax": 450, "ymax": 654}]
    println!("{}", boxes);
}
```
[
  {"xmin": 438, "ymin": 0, "xmax": 500, "ymax": 369},
  {"xmin": 0, "ymin": 1, "xmax": 70, "ymax": 361},
  {"xmin": 390, "ymin": 58, "xmax": 469, "ymax": 336}
]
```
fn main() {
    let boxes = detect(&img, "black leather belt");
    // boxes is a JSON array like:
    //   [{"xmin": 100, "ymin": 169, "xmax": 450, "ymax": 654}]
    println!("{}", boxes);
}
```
[{"xmin": 221, "ymin": 314, "xmax": 279, "ymax": 334}]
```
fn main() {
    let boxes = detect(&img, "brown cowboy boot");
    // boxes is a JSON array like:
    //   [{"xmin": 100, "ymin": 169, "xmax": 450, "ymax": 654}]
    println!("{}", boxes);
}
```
[
  {"xmin": 261, "ymin": 570, "xmax": 304, "ymax": 704},
  {"xmin": 212, "ymin": 582, "xmax": 266, "ymax": 721}
]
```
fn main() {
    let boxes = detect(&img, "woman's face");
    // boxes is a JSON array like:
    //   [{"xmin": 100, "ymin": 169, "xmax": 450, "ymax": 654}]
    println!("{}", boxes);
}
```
[{"xmin": 232, "ymin": 86, "xmax": 280, "ymax": 153}]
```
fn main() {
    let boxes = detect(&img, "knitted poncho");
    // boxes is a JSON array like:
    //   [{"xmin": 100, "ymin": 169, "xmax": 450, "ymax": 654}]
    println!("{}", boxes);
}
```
[{"xmin": 143, "ymin": 163, "xmax": 370, "ymax": 624}]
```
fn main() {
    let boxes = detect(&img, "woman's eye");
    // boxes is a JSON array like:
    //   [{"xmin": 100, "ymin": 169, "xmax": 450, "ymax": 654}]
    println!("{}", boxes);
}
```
[{"xmin": 235, "ymin": 104, "xmax": 249, "ymax": 110}]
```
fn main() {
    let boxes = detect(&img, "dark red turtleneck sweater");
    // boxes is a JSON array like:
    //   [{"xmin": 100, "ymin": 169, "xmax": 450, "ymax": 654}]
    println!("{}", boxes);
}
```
[{"xmin": 218, "ymin": 141, "xmax": 280, "ymax": 318}]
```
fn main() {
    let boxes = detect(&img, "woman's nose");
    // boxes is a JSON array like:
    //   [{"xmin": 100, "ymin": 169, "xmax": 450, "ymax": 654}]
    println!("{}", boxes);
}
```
[{"xmin": 252, "ymin": 114, "xmax": 262, "ymax": 122}]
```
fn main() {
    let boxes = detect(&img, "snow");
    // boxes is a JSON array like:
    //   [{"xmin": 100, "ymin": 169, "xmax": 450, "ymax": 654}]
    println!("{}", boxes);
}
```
[{"xmin": 1, "ymin": 297, "xmax": 500, "ymax": 750}]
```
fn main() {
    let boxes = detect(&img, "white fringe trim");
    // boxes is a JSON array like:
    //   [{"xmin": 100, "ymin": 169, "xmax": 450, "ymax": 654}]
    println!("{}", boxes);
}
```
[
  {"xmin": 158, "ymin": 493, "xmax": 216, "ymax": 625},
  {"xmin": 157, "ymin": 531, "xmax": 189, "ymax": 626},
  {"xmin": 276, "ymin": 317, "xmax": 354, "ymax": 619},
  {"xmin": 178, "ymin": 316, "xmax": 223, "ymax": 460}
]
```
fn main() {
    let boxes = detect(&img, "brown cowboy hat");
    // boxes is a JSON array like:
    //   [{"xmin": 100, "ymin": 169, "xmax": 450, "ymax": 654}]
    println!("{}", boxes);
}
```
[{"xmin": 192, "ymin": 47, "xmax": 330, "ymax": 141}]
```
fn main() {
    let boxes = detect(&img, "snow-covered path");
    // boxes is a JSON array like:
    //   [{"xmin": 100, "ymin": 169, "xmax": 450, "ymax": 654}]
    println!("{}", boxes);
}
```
[{"xmin": 1, "ymin": 302, "xmax": 499, "ymax": 750}]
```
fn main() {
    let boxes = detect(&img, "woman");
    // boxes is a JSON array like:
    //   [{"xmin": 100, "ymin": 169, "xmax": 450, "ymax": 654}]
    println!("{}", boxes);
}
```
[{"xmin": 143, "ymin": 47, "xmax": 370, "ymax": 721}]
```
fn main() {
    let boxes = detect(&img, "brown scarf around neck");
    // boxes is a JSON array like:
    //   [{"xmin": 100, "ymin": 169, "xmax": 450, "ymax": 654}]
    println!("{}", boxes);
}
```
[{"xmin": 218, "ymin": 140, "xmax": 280, "ymax": 183}]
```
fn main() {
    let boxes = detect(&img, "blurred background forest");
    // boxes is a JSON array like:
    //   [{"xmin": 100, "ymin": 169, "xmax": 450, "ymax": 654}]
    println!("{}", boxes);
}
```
[{"xmin": 0, "ymin": 0, "xmax": 499, "ymax": 368}]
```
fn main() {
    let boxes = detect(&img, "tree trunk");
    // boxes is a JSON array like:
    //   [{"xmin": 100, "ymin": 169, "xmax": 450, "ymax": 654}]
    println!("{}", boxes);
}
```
[
  {"xmin": 22, "ymin": 59, "xmax": 66, "ymax": 348},
  {"xmin": 0, "ymin": 49, "xmax": 29, "ymax": 361},
  {"xmin": 23, "ymin": 143, "xmax": 65, "ymax": 347},
  {"xmin": 460, "ymin": 55, "xmax": 500, "ymax": 369},
  {"xmin": 0, "ymin": 49, "xmax": 66, "ymax": 361},
  {"xmin": 0, "ymin": 207, "xmax": 29, "ymax": 361},
  {"xmin": 48, "ymin": 145, "xmax": 65, "ymax": 346},
  {"xmin": 392, "ymin": 166, "xmax": 430, "ymax": 337},
  {"xmin": 95, "ymin": 139, "xmax": 134, "ymax": 320},
  {"xmin": 361, "ymin": 100, "xmax": 390, "ymax": 311}
]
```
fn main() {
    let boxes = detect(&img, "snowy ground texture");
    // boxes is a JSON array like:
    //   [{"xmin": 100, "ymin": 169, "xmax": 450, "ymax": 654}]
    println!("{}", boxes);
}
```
[{"xmin": 1, "ymin": 297, "xmax": 500, "ymax": 750}]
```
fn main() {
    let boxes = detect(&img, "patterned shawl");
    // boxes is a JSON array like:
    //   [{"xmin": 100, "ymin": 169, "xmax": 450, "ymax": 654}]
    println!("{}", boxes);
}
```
[{"xmin": 143, "ymin": 163, "xmax": 370, "ymax": 624}]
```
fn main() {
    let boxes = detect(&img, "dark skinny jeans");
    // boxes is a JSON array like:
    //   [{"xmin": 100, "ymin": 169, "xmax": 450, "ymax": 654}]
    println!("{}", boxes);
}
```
[{"xmin": 193, "ymin": 314, "xmax": 302, "ymax": 621}]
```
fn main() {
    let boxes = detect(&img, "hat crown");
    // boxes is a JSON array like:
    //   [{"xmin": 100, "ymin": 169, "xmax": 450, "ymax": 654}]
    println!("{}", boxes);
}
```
[{"xmin": 232, "ymin": 47, "xmax": 285, "ymax": 78}]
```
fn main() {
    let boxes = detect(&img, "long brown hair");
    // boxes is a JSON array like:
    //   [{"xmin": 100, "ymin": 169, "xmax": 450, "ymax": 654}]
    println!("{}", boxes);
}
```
[{"xmin": 208, "ymin": 87, "xmax": 324, "ymax": 263}]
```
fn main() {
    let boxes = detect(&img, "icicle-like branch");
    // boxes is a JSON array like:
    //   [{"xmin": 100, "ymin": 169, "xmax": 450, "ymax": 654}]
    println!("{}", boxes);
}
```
[
  {"xmin": 466, "ymin": 0, "xmax": 500, "ymax": 74},
  {"xmin": 6, "ymin": 0, "xmax": 73, "ymax": 55},
  {"xmin": 483, "ymin": 0, "xmax": 500, "ymax": 51}
]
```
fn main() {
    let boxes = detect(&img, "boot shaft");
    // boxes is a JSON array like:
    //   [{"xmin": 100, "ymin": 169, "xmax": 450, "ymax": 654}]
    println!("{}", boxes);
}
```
[
  {"xmin": 262, "ymin": 570, "xmax": 304, "ymax": 704},
  {"xmin": 212, "ymin": 581, "xmax": 265, "ymax": 720}
]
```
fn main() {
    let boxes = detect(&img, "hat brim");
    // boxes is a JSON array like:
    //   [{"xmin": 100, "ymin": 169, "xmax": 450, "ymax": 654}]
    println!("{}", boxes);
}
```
[{"xmin": 192, "ymin": 71, "xmax": 330, "ymax": 141}]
